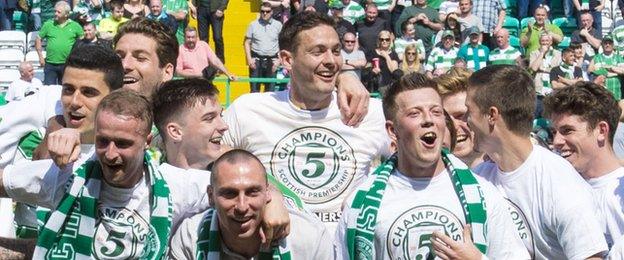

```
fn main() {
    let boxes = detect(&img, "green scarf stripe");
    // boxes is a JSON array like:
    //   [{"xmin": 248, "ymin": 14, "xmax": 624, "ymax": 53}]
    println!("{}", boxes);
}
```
[
  {"xmin": 346, "ymin": 152, "xmax": 488, "ymax": 259},
  {"xmin": 34, "ymin": 153, "xmax": 172, "ymax": 259},
  {"xmin": 267, "ymin": 174, "xmax": 306, "ymax": 211},
  {"xmin": 196, "ymin": 209, "xmax": 291, "ymax": 259}
]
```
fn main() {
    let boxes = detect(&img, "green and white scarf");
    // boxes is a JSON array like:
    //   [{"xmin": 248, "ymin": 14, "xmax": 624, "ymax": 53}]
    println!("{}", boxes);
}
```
[
  {"xmin": 345, "ymin": 150, "xmax": 488, "ymax": 259},
  {"xmin": 195, "ymin": 208, "xmax": 292, "ymax": 260},
  {"xmin": 33, "ymin": 152, "xmax": 172, "ymax": 260}
]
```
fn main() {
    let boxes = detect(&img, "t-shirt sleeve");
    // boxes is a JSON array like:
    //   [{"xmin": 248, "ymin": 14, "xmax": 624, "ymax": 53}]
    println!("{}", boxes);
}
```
[
  {"xmin": 168, "ymin": 213, "xmax": 202, "ymax": 260},
  {"xmin": 222, "ymin": 100, "xmax": 244, "ymax": 149},
  {"xmin": 3, "ymin": 159, "xmax": 72, "ymax": 209},
  {"xmin": 38, "ymin": 22, "xmax": 49, "ymax": 38},
  {"xmin": 550, "ymin": 67, "xmax": 563, "ymax": 82},
  {"xmin": 334, "ymin": 202, "xmax": 351, "ymax": 260}
]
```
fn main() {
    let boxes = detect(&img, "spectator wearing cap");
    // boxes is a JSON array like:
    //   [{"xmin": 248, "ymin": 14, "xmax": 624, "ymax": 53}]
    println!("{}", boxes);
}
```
[
  {"xmin": 243, "ymin": 2, "xmax": 281, "ymax": 92},
  {"xmin": 355, "ymin": 3, "xmax": 391, "ymax": 52},
  {"xmin": 571, "ymin": 10, "xmax": 602, "ymax": 57},
  {"xmin": 425, "ymin": 30, "xmax": 459, "ymax": 78},
  {"xmin": 457, "ymin": 26, "xmax": 489, "ymax": 71},
  {"xmin": 488, "ymin": 28, "xmax": 522, "ymax": 66},
  {"xmin": 341, "ymin": 32, "xmax": 366, "ymax": 79},
  {"xmin": 457, "ymin": 0, "xmax": 483, "ymax": 44},
  {"xmin": 520, "ymin": 5, "xmax": 563, "ymax": 55},
  {"xmin": 329, "ymin": 1, "xmax": 355, "ymax": 39},
  {"xmin": 393, "ymin": 20, "xmax": 425, "ymax": 59},
  {"xmin": 549, "ymin": 47, "xmax": 583, "ymax": 89},
  {"xmin": 589, "ymin": 35, "xmax": 624, "ymax": 100},
  {"xmin": 394, "ymin": 0, "xmax": 443, "ymax": 53},
  {"xmin": 98, "ymin": 1, "xmax": 129, "ymax": 40},
  {"xmin": 572, "ymin": 0, "xmax": 604, "ymax": 31},
  {"xmin": 529, "ymin": 32, "xmax": 561, "ymax": 95},
  {"xmin": 340, "ymin": 0, "xmax": 364, "ymax": 24}
]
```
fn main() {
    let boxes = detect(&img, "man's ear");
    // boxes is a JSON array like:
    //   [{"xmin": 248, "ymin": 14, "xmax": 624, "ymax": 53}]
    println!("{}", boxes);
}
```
[
  {"xmin": 146, "ymin": 132, "xmax": 153, "ymax": 149},
  {"xmin": 162, "ymin": 62, "xmax": 175, "ymax": 82},
  {"xmin": 596, "ymin": 121, "xmax": 610, "ymax": 146},
  {"xmin": 386, "ymin": 120, "xmax": 397, "ymax": 142},
  {"xmin": 487, "ymin": 106, "xmax": 500, "ymax": 125},
  {"xmin": 279, "ymin": 49, "xmax": 293, "ymax": 71},
  {"xmin": 166, "ymin": 122, "xmax": 183, "ymax": 143},
  {"xmin": 208, "ymin": 185, "xmax": 215, "ymax": 207}
]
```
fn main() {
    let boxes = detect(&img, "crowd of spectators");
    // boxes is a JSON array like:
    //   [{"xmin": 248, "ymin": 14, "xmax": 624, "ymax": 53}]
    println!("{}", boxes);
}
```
[{"xmin": 1, "ymin": 0, "xmax": 624, "ymax": 99}]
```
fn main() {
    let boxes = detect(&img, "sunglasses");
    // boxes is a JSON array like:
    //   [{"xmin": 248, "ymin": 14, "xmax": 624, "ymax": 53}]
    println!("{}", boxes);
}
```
[
  {"xmin": 406, "ymin": 52, "xmax": 417, "ymax": 55},
  {"xmin": 344, "ymin": 40, "xmax": 356, "ymax": 43},
  {"xmin": 379, "ymin": 38, "xmax": 391, "ymax": 42},
  {"xmin": 260, "ymin": 10, "xmax": 272, "ymax": 13}
]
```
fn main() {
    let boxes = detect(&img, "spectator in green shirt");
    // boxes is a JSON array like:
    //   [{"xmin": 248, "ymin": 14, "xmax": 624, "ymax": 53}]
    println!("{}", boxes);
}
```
[
  {"xmin": 520, "ymin": 5, "xmax": 563, "ymax": 55},
  {"xmin": 35, "ymin": 1, "xmax": 84, "ymax": 85}
]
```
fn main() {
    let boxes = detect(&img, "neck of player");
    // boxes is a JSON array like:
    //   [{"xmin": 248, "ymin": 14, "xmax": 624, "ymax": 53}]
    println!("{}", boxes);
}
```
[
  {"xmin": 220, "ymin": 229, "xmax": 263, "ymax": 258},
  {"xmin": 583, "ymin": 148, "xmax": 621, "ymax": 180},
  {"xmin": 397, "ymin": 154, "xmax": 446, "ymax": 178},
  {"xmin": 288, "ymin": 84, "xmax": 333, "ymax": 111},
  {"xmin": 166, "ymin": 146, "xmax": 210, "ymax": 170},
  {"xmin": 487, "ymin": 133, "xmax": 533, "ymax": 172}
]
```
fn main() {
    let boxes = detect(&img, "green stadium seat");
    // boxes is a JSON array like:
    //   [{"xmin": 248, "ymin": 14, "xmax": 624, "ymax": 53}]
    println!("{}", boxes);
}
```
[
  {"xmin": 521, "ymin": 17, "xmax": 535, "ymax": 30},
  {"xmin": 510, "ymin": 35, "xmax": 524, "ymax": 55},
  {"xmin": 503, "ymin": 17, "xmax": 520, "ymax": 37},
  {"xmin": 557, "ymin": 36, "xmax": 571, "ymax": 50},
  {"xmin": 553, "ymin": 17, "xmax": 577, "ymax": 36}
]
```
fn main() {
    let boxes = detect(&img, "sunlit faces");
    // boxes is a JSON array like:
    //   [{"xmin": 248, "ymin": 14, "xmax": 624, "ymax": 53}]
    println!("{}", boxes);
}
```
[
  {"xmin": 388, "ymin": 88, "xmax": 446, "ymax": 168},
  {"xmin": 603, "ymin": 40, "xmax": 614, "ymax": 54},
  {"xmin": 465, "ymin": 88, "xmax": 490, "ymax": 152},
  {"xmin": 111, "ymin": 6, "xmax": 124, "ymax": 21},
  {"xmin": 443, "ymin": 36, "xmax": 454, "ymax": 49},
  {"xmin": 378, "ymin": 31, "xmax": 393, "ymax": 49},
  {"xmin": 495, "ymin": 30, "xmax": 509, "ymax": 48},
  {"xmin": 580, "ymin": 13, "xmax": 593, "ymax": 29},
  {"xmin": 365, "ymin": 6, "xmax": 378, "ymax": 22},
  {"xmin": 19, "ymin": 63, "xmax": 34, "ymax": 81},
  {"xmin": 83, "ymin": 24, "xmax": 97, "ymax": 41},
  {"xmin": 443, "ymin": 92, "xmax": 476, "ymax": 158},
  {"xmin": 539, "ymin": 34, "xmax": 552, "ymax": 47},
  {"xmin": 115, "ymin": 33, "xmax": 173, "ymax": 96},
  {"xmin": 342, "ymin": 33, "xmax": 357, "ymax": 52},
  {"xmin": 403, "ymin": 23, "xmax": 416, "ymax": 38},
  {"xmin": 562, "ymin": 50, "xmax": 575, "ymax": 65},
  {"xmin": 61, "ymin": 67, "xmax": 111, "ymax": 138},
  {"xmin": 209, "ymin": 160, "xmax": 271, "ymax": 239},
  {"xmin": 551, "ymin": 113, "xmax": 605, "ymax": 174},
  {"xmin": 281, "ymin": 24, "xmax": 342, "ymax": 99},
  {"xmin": 53, "ymin": 5, "xmax": 68, "ymax": 22},
  {"xmin": 184, "ymin": 29, "xmax": 198, "ymax": 49},
  {"xmin": 458, "ymin": 0, "xmax": 472, "ymax": 14},
  {"xmin": 260, "ymin": 7, "xmax": 273, "ymax": 21},
  {"xmin": 95, "ymin": 110, "xmax": 149, "ymax": 188},
  {"xmin": 178, "ymin": 97, "xmax": 228, "ymax": 165},
  {"xmin": 149, "ymin": 0, "xmax": 163, "ymax": 16}
]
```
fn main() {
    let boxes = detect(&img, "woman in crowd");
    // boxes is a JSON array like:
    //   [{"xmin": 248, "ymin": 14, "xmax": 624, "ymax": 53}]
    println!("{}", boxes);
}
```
[
  {"xmin": 123, "ymin": 0, "xmax": 149, "ymax": 18},
  {"xmin": 399, "ymin": 43, "xmax": 422, "ymax": 74},
  {"xmin": 529, "ymin": 32, "xmax": 561, "ymax": 95},
  {"xmin": 364, "ymin": 30, "xmax": 400, "ymax": 93},
  {"xmin": 434, "ymin": 12, "xmax": 461, "ymax": 47},
  {"xmin": 394, "ymin": 20, "xmax": 425, "ymax": 60}
]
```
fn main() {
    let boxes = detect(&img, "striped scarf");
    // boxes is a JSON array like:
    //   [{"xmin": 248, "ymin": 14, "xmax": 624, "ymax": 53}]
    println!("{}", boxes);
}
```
[
  {"xmin": 33, "ymin": 152, "xmax": 172, "ymax": 259},
  {"xmin": 196, "ymin": 208, "xmax": 292, "ymax": 260},
  {"xmin": 345, "ymin": 150, "xmax": 488, "ymax": 259}
]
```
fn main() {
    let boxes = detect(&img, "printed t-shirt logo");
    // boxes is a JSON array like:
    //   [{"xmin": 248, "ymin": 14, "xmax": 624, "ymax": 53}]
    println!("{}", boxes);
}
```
[
  {"xmin": 270, "ymin": 126, "xmax": 356, "ymax": 204},
  {"xmin": 505, "ymin": 199, "xmax": 535, "ymax": 258},
  {"xmin": 386, "ymin": 205, "xmax": 463, "ymax": 260},
  {"xmin": 93, "ymin": 207, "xmax": 159, "ymax": 259}
]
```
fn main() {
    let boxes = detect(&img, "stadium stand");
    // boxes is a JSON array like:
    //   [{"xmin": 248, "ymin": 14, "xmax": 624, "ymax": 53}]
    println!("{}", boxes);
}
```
[
  {"xmin": 0, "ymin": 49, "xmax": 24, "ymax": 69},
  {"xmin": 0, "ymin": 30, "xmax": 26, "ymax": 53}
]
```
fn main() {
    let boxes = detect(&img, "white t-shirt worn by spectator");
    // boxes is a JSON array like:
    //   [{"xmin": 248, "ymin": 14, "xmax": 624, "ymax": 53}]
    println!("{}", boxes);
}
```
[
  {"xmin": 587, "ymin": 167, "xmax": 624, "ymax": 248},
  {"xmin": 5, "ymin": 78, "xmax": 43, "ymax": 102},
  {"xmin": 474, "ymin": 145, "xmax": 608, "ymax": 260},
  {"xmin": 222, "ymin": 90, "xmax": 391, "ymax": 235}
]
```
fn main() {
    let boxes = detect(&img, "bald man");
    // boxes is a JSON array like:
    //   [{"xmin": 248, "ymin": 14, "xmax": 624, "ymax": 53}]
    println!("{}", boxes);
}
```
[
  {"xmin": 488, "ymin": 29, "xmax": 523, "ymax": 67},
  {"xmin": 5, "ymin": 62, "xmax": 42, "ymax": 102}
]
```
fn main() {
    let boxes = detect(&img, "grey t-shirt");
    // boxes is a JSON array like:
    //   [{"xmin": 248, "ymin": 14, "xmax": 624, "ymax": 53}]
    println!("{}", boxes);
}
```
[{"xmin": 341, "ymin": 49, "xmax": 366, "ymax": 79}]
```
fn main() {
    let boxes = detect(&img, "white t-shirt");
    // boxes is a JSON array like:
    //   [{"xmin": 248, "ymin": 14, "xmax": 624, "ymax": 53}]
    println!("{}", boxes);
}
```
[
  {"xmin": 334, "ymin": 155, "xmax": 529, "ymax": 260},
  {"xmin": 474, "ymin": 145, "xmax": 608, "ymax": 259},
  {"xmin": 5, "ymin": 78, "xmax": 43, "ymax": 102},
  {"xmin": 0, "ymin": 85, "xmax": 62, "ymax": 168},
  {"xmin": 223, "ymin": 90, "xmax": 391, "ymax": 234},
  {"xmin": 169, "ymin": 207, "xmax": 334, "ymax": 260},
  {"xmin": 609, "ymin": 235, "xmax": 624, "ymax": 259},
  {"xmin": 3, "ymin": 156, "xmax": 211, "ymax": 259},
  {"xmin": 587, "ymin": 167, "xmax": 624, "ymax": 248}
]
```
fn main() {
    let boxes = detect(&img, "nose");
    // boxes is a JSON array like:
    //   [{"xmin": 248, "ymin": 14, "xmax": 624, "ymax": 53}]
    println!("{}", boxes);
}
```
[
  {"xmin": 69, "ymin": 92, "xmax": 82, "ymax": 109},
  {"xmin": 104, "ymin": 142, "xmax": 120, "ymax": 162},
  {"xmin": 216, "ymin": 116, "xmax": 229, "ymax": 132},
  {"xmin": 120, "ymin": 55, "xmax": 135, "ymax": 72},
  {"xmin": 322, "ymin": 50, "xmax": 339, "ymax": 69},
  {"xmin": 421, "ymin": 111, "xmax": 434, "ymax": 127},
  {"xmin": 552, "ymin": 131, "xmax": 565, "ymax": 150},
  {"xmin": 234, "ymin": 195, "xmax": 250, "ymax": 214}
]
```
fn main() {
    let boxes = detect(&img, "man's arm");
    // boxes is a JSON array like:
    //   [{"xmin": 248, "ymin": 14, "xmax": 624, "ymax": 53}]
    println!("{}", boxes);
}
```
[
  {"xmin": 335, "ymin": 72, "xmax": 369, "ymax": 127},
  {"xmin": 206, "ymin": 46, "xmax": 235, "ymax": 80},
  {"xmin": 494, "ymin": 9, "xmax": 506, "ymax": 34},
  {"xmin": 582, "ymin": 29, "xmax": 602, "ymax": 49},
  {"xmin": 243, "ymin": 38, "xmax": 256, "ymax": 71},
  {"xmin": 34, "ymin": 37, "xmax": 44, "ymax": 67}
]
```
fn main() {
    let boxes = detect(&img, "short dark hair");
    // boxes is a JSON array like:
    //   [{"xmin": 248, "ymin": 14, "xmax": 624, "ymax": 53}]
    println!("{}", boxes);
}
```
[
  {"xmin": 561, "ymin": 47, "xmax": 574, "ymax": 56},
  {"xmin": 400, "ymin": 20, "xmax": 412, "ymax": 33},
  {"xmin": 261, "ymin": 2, "xmax": 272, "ymax": 8},
  {"xmin": 109, "ymin": 0, "xmax": 123, "ymax": 10},
  {"xmin": 65, "ymin": 45, "xmax": 123, "ymax": 91},
  {"xmin": 569, "ymin": 42, "xmax": 582, "ymax": 50},
  {"xmin": 96, "ymin": 89, "xmax": 153, "ymax": 136},
  {"xmin": 114, "ymin": 18, "xmax": 178, "ymax": 70},
  {"xmin": 383, "ymin": 72, "xmax": 439, "ymax": 121},
  {"xmin": 468, "ymin": 65, "xmax": 535, "ymax": 136},
  {"xmin": 152, "ymin": 78, "xmax": 220, "ymax": 141},
  {"xmin": 211, "ymin": 149, "xmax": 267, "ymax": 186},
  {"xmin": 544, "ymin": 82, "xmax": 621, "ymax": 144},
  {"xmin": 278, "ymin": 11, "xmax": 336, "ymax": 52}
]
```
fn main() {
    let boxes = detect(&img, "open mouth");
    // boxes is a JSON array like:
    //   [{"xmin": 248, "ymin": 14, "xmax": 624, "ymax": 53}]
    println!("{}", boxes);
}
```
[
  {"xmin": 559, "ymin": 150, "xmax": 572, "ymax": 158},
  {"xmin": 123, "ymin": 76, "xmax": 138, "ymax": 85},
  {"xmin": 67, "ymin": 111, "xmax": 86, "ymax": 125},
  {"xmin": 209, "ymin": 136, "xmax": 222, "ymax": 145},
  {"xmin": 317, "ymin": 71, "xmax": 336, "ymax": 81},
  {"xmin": 421, "ymin": 132, "xmax": 437, "ymax": 147},
  {"xmin": 456, "ymin": 134, "xmax": 468, "ymax": 143}
]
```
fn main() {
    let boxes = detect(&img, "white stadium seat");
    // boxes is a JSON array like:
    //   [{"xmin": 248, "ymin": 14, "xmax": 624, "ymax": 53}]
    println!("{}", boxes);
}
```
[
  {"xmin": 0, "ymin": 30, "xmax": 26, "ymax": 53},
  {"xmin": 0, "ymin": 69, "xmax": 21, "ymax": 91},
  {"xmin": 26, "ymin": 31, "xmax": 45, "ymax": 51},
  {"xmin": 0, "ymin": 49, "xmax": 24, "ymax": 69},
  {"xmin": 25, "ymin": 50, "xmax": 44, "ymax": 68}
]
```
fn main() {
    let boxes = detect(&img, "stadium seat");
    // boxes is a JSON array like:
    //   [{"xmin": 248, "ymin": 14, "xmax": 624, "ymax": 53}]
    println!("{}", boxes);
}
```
[
  {"xmin": 553, "ymin": 17, "xmax": 577, "ymax": 36},
  {"xmin": 503, "ymin": 17, "xmax": 520, "ymax": 37},
  {"xmin": 509, "ymin": 35, "xmax": 524, "ymax": 55},
  {"xmin": 0, "ymin": 49, "xmax": 24, "ymax": 69},
  {"xmin": 0, "ymin": 69, "xmax": 20, "ymax": 90},
  {"xmin": 557, "ymin": 36, "xmax": 571, "ymax": 50},
  {"xmin": 26, "ymin": 31, "xmax": 45, "ymax": 51},
  {"xmin": 0, "ymin": 30, "xmax": 26, "ymax": 52}
]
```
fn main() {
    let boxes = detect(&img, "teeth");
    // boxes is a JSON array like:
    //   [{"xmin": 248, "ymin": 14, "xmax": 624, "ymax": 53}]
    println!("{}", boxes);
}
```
[
  {"xmin": 423, "ymin": 132, "xmax": 436, "ymax": 138},
  {"xmin": 209, "ymin": 137, "xmax": 222, "ymax": 144},
  {"xmin": 456, "ymin": 135, "xmax": 468, "ymax": 142}
]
